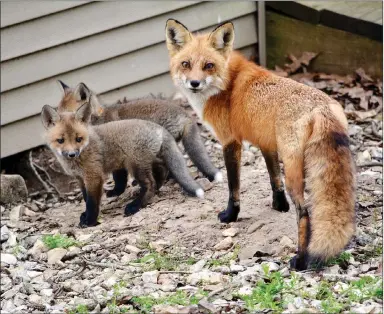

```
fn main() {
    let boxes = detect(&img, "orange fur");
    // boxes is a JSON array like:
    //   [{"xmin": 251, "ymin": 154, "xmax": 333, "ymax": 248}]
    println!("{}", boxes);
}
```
[{"xmin": 165, "ymin": 19, "xmax": 356, "ymax": 269}]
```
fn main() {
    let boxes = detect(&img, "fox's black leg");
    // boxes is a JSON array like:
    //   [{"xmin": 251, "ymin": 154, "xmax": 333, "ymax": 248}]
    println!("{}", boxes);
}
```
[
  {"xmin": 124, "ymin": 167, "xmax": 155, "ymax": 216},
  {"xmin": 79, "ymin": 176, "xmax": 103, "ymax": 228},
  {"xmin": 152, "ymin": 163, "xmax": 169, "ymax": 190},
  {"xmin": 106, "ymin": 168, "xmax": 128, "ymax": 197},
  {"xmin": 218, "ymin": 141, "xmax": 242, "ymax": 223},
  {"xmin": 261, "ymin": 151, "xmax": 289, "ymax": 212}
]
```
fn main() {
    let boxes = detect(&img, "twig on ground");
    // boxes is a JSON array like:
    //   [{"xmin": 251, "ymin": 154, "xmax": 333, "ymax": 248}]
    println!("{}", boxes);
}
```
[
  {"xmin": 29, "ymin": 151, "xmax": 51, "ymax": 193},
  {"xmin": 358, "ymin": 162, "xmax": 383, "ymax": 167},
  {"xmin": 158, "ymin": 270, "xmax": 192, "ymax": 274},
  {"xmin": 67, "ymin": 260, "xmax": 132, "ymax": 271},
  {"xmin": 207, "ymin": 286, "xmax": 230, "ymax": 299},
  {"xmin": 55, "ymin": 261, "xmax": 87, "ymax": 282},
  {"xmin": 32, "ymin": 161, "xmax": 62, "ymax": 195}
]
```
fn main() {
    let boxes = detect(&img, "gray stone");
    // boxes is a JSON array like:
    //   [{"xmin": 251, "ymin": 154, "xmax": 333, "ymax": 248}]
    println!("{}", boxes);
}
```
[
  {"xmin": 41, "ymin": 288, "xmax": 53, "ymax": 298},
  {"xmin": 28, "ymin": 293, "xmax": 43, "ymax": 304},
  {"xmin": 190, "ymin": 259, "xmax": 206, "ymax": 272},
  {"xmin": 10, "ymin": 205, "xmax": 24, "ymax": 222},
  {"xmin": 47, "ymin": 248, "xmax": 67, "ymax": 264},
  {"xmin": 82, "ymin": 244, "xmax": 101, "ymax": 252},
  {"xmin": 230, "ymin": 264, "xmax": 245, "ymax": 273},
  {"xmin": 242, "ymin": 151, "xmax": 256, "ymax": 165},
  {"xmin": 214, "ymin": 237, "xmax": 233, "ymax": 251},
  {"xmin": 187, "ymin": 270, "xmax": 223, "ymax": 285},
  {"xmin": 222, "ymin": 227, "xmax": 238, "ymax": 237},
  {"xmin": 1, "ymin": 225, "xmax": 9, "ymax": 243},
  {"xmin": 124, "ymin": 244, "xmax": 141, "ymax": 254},
  {"xmin": 0, "ymin": 175, "xmax": 28, "ymax": 205},
  {"xmin": 1, "ymin": 253, "xmax": 17, "ymax": 265},
  {"xmin": 142, "ymin": 270, "xmax": 159, "ymax": 284}
]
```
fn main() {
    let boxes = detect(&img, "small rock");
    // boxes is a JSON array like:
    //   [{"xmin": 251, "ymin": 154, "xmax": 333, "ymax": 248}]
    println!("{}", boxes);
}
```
[
  {"xmin": 41, "ymin": 288, "xmax": 53, "ymax": 298},
  {"xmin": 211, "ymin": 265, "xmax": 230, "ymax": 274},
  {"xmin": 242, "ymin": 151, "xmax": 255, "ymax": 165},
  {"xmin": 190, "ymin": 259, "xmax": 206, "ymax": 272},
  {"xmin": 121, "ymin": 253, "xmax": 137, "ymax": 264},
  {"xmin": 247, "ymin": 221, "xmax": 265, "ymax": 234},
  {"xmin": 1, "ymin": 225, "xmax": 9, "ymax": 243},
  {"xmin": 214, "ymin": 237, "xmax": 233, "ymax": 251},
  {"xmin": 125, "ymin": 244, "xmax": 141, "ymax": 254},
  {"xmin": 238, "ymin": 285, "xmax": 253, "ymax": 295},
  {"xmin": 82, "ymin": 244, "xmax": 101, "ymax": 252},
  {"xmin": 198, "ymin": 299, "xmax": 217, "ymax": 313},
  {"xmin": 324, "ymin": 264, "xmax": 340, "ymax": 275},
  {"xmin": 360, "ymin": 264, "xmax": 371, "ymax": 273},
  {"xmin": 149, "ymin": 240, "xmax": 169, "ymax": 252},
  {"xmin": 23, "ymin": 207, "xmax": 37, "ymax": 217},
  {"xmin": 7, "ymin": 230, "xmax": 18, "ymax": 247},
  {"xmin": 196, "ymin": 178, "xmax": 213, "ymax": 191},
  {"xmin": 279, "ymin": 236, "xmax": 295, "ymax": 249},
  {"xmin": 280, "ymin": 267, "xmax": 290, "ymax": 277},
  {"xmin": 230, "ymin": 264, "xmax": 244, "ymax": 273},
  {"xmin": 76, "ymin": 233, "xmax": 93, "ymax": 243},
  {"xmin": 28, "ymin": 239, "xmax": 48, "ymax": 260},
  {"xmin": 28, "ymin": 293, "xmax": 43, "ymax": 304},
  {"xmin": 350, "ymin": 304, "xmax": 378, "ymax": 314},
  {"xmin": 142, "ymin": 270, "xmax": 159, "ymax": 284},
  {"xmin": 0, "ymin": 174, "xmax": 28, "ymax": 205},
  {"xmin": 10, "ymin": 205, "xmax": 24, "ymax": 222},
  {"xmin": 153, "ymin": 304, "xmax": 196, "ymax": 314},
  {"xmin": 1, "ymin": 253, "xmax": 17, "ymax": 265},
  {"xmin": 293, "ymin": 297, "xmax": 304, "ymax": 309},
  {"xmin": 262, "ymin": 261, "xmax": 279, "ymax": 272},
  {"xmin": 27, "ymin": 271, "xmax": 42, "ymax": 279},
  {"xmin": 47, "ymin": 248, "xmax": 67, "ymax": 264},
  {"xmin": 357, "ymin": 150, "xmax": 372, "ymax": 164},
  {"xmin": 66, "ymin": 246, "xmax": 81, "ymax": 258},
  {"xmin": 187, "ymin": 270, "xmax": 223, "ymax": 285},
  {"xmin": 222, "ymin": 227, "xmax": 238, "ymax": 237},
  {"xmin": 104, "ymin": 275, "xmax": 119, "ymax": 289}
]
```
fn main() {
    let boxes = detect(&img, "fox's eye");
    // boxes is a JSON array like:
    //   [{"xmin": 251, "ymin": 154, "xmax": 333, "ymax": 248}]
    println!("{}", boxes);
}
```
[
  {"xmin": 57, "ymin": 138, "xmax": 64, "ymax": 144},
  {"xmin": 181, "ymin": 61, "xmax": 190, "ymax": 69},
  {"xmin": 76, "ymin": 137, "xmax": 83, "ymax": 143},
  {"xmin": 204, "ymin": 63, "xmax": 214, "ymax": 70}
]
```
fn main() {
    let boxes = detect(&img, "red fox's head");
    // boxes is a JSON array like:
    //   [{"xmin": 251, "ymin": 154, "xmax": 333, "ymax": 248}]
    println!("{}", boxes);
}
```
[
  {"xmin": 41, "ymin": 102, "xmax": 92, "ymax": 158},
  {"xmin": 165, "ymin": 19, "xmax": 235, "ymax": 97},
  {"xmin": 57, "ymin": 80, "xmax": 103, "ymax": 116}
]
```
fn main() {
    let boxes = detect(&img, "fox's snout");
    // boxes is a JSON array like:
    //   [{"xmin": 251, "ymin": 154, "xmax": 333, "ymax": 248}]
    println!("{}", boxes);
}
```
[{"xmin": 62, "ymin": 150, "xmax": 80, "ymax": 158}]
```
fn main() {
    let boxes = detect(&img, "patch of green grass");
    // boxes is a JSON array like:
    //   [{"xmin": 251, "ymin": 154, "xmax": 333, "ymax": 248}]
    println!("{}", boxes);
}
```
[
  {"xmin": 67, "ymin": 304, "xmax": 89, "ymax": 314},
  {"xmin": 132, "ymin": 289, "xmax": 208, "ymax": 313},
  {"xmin": 237, "ymin": 268, "xmax": 285, "ymax": 312},
  {"xmin": 42, "ymin": 234, "xmax": 81, "ymax": 250},
  {"xmin": 105, "ymin": 281, "xmax": 131, "ymax": 314}
]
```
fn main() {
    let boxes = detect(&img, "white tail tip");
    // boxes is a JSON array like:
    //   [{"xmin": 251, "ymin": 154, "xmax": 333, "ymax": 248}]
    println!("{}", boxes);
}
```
[
  {"xmin": 196, "ymin": 188, "xmax": 205, "ymax": 199},
  {"xmin": 214, "ymin": 172, "xmax": 223, "ymax": 183}
]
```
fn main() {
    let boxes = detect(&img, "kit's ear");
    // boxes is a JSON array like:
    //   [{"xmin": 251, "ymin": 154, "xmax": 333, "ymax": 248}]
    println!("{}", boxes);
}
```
[
  {"xmin": 208, "ymin": 21, "xmax": 235, "ymax": 57},
  {"xmin": 75, "ymin": 102, "xmax": 92, "ymax": 125},
  {"xmin": 165, "ymin": 19, "xmax": 192, "ymax": 56},
  {"xmin": 41, "ymin": 105, "xmax": 60, "ymax": 129},
  {"xmin": 74, "ymin": 82, "xmax": 91, "ymax": 102},
  {"xmin": 57, "ymin": 80, "xmax": 71, "ymax": 95}
]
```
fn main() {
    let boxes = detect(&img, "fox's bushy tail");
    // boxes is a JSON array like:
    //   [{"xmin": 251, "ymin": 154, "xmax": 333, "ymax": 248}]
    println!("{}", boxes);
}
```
[
  {"xmin": 305, "ymin": 113, "xmax": 356, "ymax": 261},
  {"xmin": 160, "ymin": 132, "xmax": 204, "ymax": 198},
  {"xmin": 182, "ymin": 122, "xmax": 222, "ymax": 182}
]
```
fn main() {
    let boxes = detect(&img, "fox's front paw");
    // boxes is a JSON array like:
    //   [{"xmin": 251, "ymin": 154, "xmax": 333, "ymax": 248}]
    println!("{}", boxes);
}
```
[
  {"xmin": 272, "ymin": 190, "xmax": 290, "ymax": 212},
  {"xmin": 124, "ymin": 199, "xmax": 142, "ymax": 216},
  {"xmin": 78, "ymin": 212, "xmax": 99, "ymax": 228},
  {"xmin": 218, "ymin": 198, "xmax": 240, "ymax": 223},
  {"xmin": 289, "ymin": 254, "xmax": 308, "ymax": 271}
]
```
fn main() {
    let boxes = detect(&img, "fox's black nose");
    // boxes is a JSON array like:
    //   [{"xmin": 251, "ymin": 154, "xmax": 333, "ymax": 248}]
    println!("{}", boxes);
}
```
[
  {"xmin": 190, "ymin": 80, "xmax": 201, "ymax": 88},
  {"xmin": 68, "ymin": 152, "xmax": 76, "ymax": 158}
]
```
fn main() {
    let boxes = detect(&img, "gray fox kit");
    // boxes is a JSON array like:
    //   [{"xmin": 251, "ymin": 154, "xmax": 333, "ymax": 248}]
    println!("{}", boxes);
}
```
[
  {"xmin": 41, "ymin": 102, "xmax": 204, "ymax": 227},
  {"xmin": 57, "ymin": 81, "xmax": 222, "ymax": 197}
]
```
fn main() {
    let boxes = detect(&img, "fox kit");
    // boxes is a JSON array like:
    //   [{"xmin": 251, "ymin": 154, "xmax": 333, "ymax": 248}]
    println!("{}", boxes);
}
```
[
  {"xmin": 165, "ymin": 19, "xmax": 355, "ymax": 270},
  {"xmin": 41, "ymin": 102, "xmax": 204, "ymax": 227},
  {"xmin": 56, "ymin": 81, "xmax": 222, "ymax": 197}
]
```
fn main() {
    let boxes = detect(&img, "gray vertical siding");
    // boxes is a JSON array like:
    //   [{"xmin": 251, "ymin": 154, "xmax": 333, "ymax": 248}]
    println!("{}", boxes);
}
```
[{"xmin": 1, "ymin": 1, "xmax": 258, "ymax": 157}]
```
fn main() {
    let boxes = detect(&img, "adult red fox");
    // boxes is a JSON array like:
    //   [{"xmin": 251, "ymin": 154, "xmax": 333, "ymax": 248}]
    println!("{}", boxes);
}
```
[
  {"xmin": 165, "ymin": 19, "xmax": 355, "ymax": 270},
  {"xmin": 41, "ymin": 102, "xmax": 204, "ymax": 227}
]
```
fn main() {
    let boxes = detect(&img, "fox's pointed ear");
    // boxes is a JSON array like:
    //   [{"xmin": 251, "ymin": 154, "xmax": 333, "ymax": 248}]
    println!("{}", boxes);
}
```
[
  {"xmin": 165, "ymin": 19, "xmax": 192, "ymax": 56},
  {"xmin": 74, "ymin": 83, "xmax": 91, "ymax": 102},
  {"xmin": 208, "ymin": 22, "xmax": 234, "ymax": 57},
  {"xmin": 41, "ymin": 105, "xmax": 60, "ymax": 129},
  {"xmin": 75, "ymin": 102, "xmax": 92, "ymax": 124},
  {"xmin": 57, "ymin": 80, "xmax": 71, "ymax": 95}
]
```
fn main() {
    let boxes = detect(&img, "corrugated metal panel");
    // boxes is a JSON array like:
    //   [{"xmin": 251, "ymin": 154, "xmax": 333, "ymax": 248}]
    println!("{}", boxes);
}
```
[{"xmin": 1, "ymin": 1, "xmax": 258, "ymax": 157}]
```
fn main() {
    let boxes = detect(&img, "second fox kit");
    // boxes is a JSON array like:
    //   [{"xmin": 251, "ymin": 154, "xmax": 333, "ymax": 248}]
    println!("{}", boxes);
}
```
[
  {"xmin": 56, "ymin": 81, "xmax": 222, "ymax": 197},
  {"xmin": 41, "ymin": 102, "xmax": 204, "ymax": 227},
  {"xmin": 165, "ymin": 19, "xmax": 355, "ymax": 270}
]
